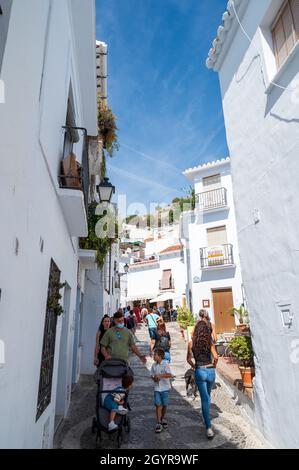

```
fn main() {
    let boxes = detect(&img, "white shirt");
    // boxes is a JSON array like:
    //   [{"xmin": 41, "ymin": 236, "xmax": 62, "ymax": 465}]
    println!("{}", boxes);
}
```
[{"xmin": 151, "ymin": 360, "xmax": 171, "ymax": 392}]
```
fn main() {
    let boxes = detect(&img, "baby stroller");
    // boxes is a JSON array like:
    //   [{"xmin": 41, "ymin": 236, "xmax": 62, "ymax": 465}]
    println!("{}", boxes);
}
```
[{"xmin": 92, "ymin": 359, "xmax": 133, "ymax": 448}]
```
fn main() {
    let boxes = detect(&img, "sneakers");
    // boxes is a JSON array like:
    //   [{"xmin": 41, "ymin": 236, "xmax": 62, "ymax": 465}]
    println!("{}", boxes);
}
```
[
  {"xmin": 155, "ymin": 423, "xmax": 163, "ymax": 433},
  {"xmin": 206, "ymin": 428, "xmax": 214, "ymax": 439},
  {"xmin": 117, "ymin": 405, "xmax": 128, "ymax": 415},
  {"xmin": 161, "ymin": 419, "xmax": 168, "ymax": 430},
  {"xmin": 108, "ymin": 421, "xmax": 118, "ymax": 431}
]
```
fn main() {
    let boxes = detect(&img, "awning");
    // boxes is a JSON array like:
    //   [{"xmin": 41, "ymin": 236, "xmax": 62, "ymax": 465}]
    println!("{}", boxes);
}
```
[
  {"xmin": 149, "ymin": 296, "xmax": 162, "ymax": 303},
  {"xmin": 126, "ymin": 293, "xmax": 158, "ymax": 302},
  {"xmin": 150, "ymin": 292, "xmax": 180, "ymax": 302}
]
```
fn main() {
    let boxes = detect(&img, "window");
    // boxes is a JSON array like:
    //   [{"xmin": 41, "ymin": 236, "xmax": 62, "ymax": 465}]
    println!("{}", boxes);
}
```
[
  {"xmin": 202, "ymin": 174, "xmax": 221, "ymax": 188},
  {"xmin": 272, "ymin": 0, "xmax": 299, "ymax": 68},
  {"xmin": 63, "ymin": 85, "xmax": 79, "ymax": 158},
  {"xmin": 36, "ymin": 260, "xmax": 61, "ymax": 421},
  {"xmin": 207, "ymin": 226, "xmax": 227, "ymax": 247},
  {"xmin": 161, "ymin": 269, "xmax": 172, "ymax": 290},
  {"xmin": 0, "ymin": 1, "xmax": 13, "ymax": 73}
]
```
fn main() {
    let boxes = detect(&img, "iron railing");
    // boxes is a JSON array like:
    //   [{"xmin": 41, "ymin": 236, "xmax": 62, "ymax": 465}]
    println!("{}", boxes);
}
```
[
  {"xmin": 159, "ymin": 278, "xmax": 175, "ymax": 291},
  {"xmin": 200, "ymin": 244, "xmax": 234, "ymax": 269},
  {"xmin": 59, "ymin": 126, "xmax": 89, "ymax": 214},
  {"xmin": 198, "ymin": 187, "xmax": 227, "ymax": 211}
]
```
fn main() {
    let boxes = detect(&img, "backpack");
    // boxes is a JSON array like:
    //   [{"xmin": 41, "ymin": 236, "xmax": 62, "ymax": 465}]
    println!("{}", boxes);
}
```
[
  {"xmin": 127, "ymin": 316, "xmax": 135, "ymax": 329},
  {"xmin": 157, "ymin": 334, "xmax": 170, "ymax": 351}
]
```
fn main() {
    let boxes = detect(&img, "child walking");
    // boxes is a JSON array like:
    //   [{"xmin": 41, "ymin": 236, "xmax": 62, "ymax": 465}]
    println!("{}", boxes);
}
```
[
  {"xmin": 151, "ymin": 348, "xmax": 173, "ymax": 433},
  {"xmin": 103, "ymin": 374, "xmax": 134, "ymax": 431}
]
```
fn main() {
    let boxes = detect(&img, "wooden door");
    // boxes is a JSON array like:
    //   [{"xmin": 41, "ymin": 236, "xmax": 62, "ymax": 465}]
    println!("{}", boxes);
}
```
[{"xmin": 212, "ymin": 288, "xmax": 235, "ymax": 333}]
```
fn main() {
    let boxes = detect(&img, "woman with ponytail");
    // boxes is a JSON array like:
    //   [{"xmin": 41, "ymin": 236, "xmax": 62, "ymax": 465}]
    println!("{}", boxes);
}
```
[{"xmin": 186, "ymin": 320, "xmax": 218, "ymax": 439}]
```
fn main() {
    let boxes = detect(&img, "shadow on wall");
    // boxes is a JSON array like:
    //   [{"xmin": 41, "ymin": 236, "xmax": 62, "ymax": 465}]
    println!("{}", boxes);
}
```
[
  {"xmin": 201, "ymin": 267, "xmax": 236, "ymax": 283},
  {"xmin": 265, "ymin": 53, "xmax": 299, "ymax": 117},
  {"xmin": 202, "ymin": 208, "xmax": 230, "ymax": 225}
]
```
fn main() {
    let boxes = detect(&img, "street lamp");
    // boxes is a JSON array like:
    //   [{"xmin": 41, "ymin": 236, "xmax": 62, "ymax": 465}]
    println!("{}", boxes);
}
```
[
  {"xmin": 119, "ymin": 264, "xmax": 129, "ymax": 276},
  {"xmin": 96, "ymin": 177, "xmax": 115, "ymax": 203}
]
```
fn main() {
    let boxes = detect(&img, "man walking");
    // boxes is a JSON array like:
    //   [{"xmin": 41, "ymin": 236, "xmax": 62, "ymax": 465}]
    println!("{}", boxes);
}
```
[{"xmin": 101, "ymin": 311, "xmax": 147, "ymax": 364}]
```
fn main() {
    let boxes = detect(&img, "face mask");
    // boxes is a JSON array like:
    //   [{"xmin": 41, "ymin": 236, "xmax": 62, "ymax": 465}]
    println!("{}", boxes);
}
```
[{"xmin": 116, "ymin": 322, "xmax": 125, "ymax": 329}]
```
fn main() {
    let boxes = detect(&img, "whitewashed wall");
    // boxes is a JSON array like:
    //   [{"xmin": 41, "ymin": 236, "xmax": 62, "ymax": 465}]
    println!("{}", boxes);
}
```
[
  {"xmin": 0, "ymin": 0, "xmax": 96, "ymax": 449},
  {"xmin": 216, "ymin": 0, "xmax": 299, "ymax": 448},
  {"xmin": 183, "ymin": 162, "xmax": 243, "ymax": 319},
  {"xmin": 127, "ymin": 251, "xmax": 187, "ymax": 306}
]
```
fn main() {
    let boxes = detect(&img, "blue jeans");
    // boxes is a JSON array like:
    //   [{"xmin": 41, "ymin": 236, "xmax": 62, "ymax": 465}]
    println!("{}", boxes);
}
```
[
  {"xmin": 103, "ymin": 394, "xmax": 119, "ymax": 411},
  {"xmin": 148, "ymin": 328, "xmax": 157, "ymax": 339},
  {"xmin": 154, "ymin": 390, "xmax": 169, "ymax": 407},
  {"xmin": 194, "ymin": 368, "xmax": 216, "ymax": 429}
]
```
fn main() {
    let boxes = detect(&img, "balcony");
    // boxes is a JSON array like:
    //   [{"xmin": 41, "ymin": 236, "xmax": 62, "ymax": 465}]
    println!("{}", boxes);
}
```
[
  {"xmin": 78, "ymin": 249, "xmax": 97, "ymax": 270},
  {"xmin": 198, "ymin": 187, "xmax": 227, "ymax": 212},
  {"xmin": 200, "ymin": 244, "xmax": 234, "ymax": 270},
  {"xmin": 159, "ymin": 278, "xmax": 175, "ymax": 291},
  {"xmin": 58, "ymin": 127, "xmax": 89, "ymax": 237}
]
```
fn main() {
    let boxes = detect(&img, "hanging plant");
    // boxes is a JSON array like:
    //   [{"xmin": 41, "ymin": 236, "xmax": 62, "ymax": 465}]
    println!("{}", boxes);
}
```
[
  {"xmin": 97, "ymin": 96, "xmax": 119, "ymax": 161},
  {"xmin": 47, "ymin": 281, "xmax": 66, "ymax": 316},
  {"xmin": 79, "ymin": 202, "xmax": 119, "ymax": 269}
]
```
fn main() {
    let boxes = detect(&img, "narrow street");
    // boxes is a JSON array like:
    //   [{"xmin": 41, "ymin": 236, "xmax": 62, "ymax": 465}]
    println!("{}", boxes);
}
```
[{"xmin": 55, "ymin": 323, "xmax": 267, "ymax": 449}]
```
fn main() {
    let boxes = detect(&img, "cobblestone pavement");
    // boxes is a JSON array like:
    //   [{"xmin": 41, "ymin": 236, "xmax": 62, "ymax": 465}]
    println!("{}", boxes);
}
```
[{"xmin": 55, "ymin": 323, "xmax": 268, "ymax": 449}]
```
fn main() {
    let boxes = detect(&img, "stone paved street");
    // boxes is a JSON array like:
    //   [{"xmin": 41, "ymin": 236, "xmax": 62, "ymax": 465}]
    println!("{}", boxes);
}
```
[{"xmin": 55, "ymin": 323, "xmax": 268, "ymax": 449}]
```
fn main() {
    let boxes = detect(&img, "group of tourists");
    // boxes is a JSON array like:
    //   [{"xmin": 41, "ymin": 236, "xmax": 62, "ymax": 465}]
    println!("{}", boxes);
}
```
[{"xmin": 93, "ymin": 306, "xmax": 218, "ymax": 439}]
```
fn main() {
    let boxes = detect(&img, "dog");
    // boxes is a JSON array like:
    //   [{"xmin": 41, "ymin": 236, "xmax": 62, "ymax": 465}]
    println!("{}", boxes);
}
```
[{"xmin": 184, "ymin": 368, "xmax": 197, "ymax": 399}]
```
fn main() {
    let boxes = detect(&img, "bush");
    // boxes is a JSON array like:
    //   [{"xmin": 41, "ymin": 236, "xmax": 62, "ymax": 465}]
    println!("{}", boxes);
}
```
[
  {"xmin": 177, "ymin": 307, "xmax": 195, "ymax": 330},
  {"xmin": 229, "ymin": 335, "xmax": 254, "ymax": 367}
]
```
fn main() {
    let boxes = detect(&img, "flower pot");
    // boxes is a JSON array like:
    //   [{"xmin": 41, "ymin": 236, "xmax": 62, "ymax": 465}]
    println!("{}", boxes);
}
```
[
  {"xmin": 186, "ymin": 326, "xmax": 194, "ymax": 342},
  {"xmin": 236, "ymin": 324, "xmax": 250, "ymax": 334},
  {"xmin": 62, "ymin": 152, "xmax": 82, "ymax": 189},
  {"xmin": 239, "ymin": 366, "xmax": 255, "ymax": 388},
  {"xmin": 179, "ymin": 325, "xmax": 185, "ymax": 340}
]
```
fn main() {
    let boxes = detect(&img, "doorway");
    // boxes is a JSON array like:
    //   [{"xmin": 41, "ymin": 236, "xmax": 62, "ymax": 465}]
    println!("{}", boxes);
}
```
[{"xmin": 212, "ymin": 288, "xmax": 235, "ymax": 333}]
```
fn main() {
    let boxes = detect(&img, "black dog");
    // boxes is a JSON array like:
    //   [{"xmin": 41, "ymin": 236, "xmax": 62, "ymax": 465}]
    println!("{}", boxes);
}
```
[{"xmin": 184, "ymin": 368, "xmax": 197, "ymax": 399}]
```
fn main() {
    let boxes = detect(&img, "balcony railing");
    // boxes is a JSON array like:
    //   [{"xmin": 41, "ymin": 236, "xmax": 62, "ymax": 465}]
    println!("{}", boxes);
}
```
[
  {"xmin": 200, "ymin": 244, "xmax": 234, "ymax": 269},
  {"xmin": 58, "ymin": 126, "xmax": 89, "ymax": 214},
  {"xmin": 198, "ymin": 187, "xmax": 227, "ymax": 211},
  {"xmin": 159, "ymin": 278, "xmax": 175, "ymax": 291}
]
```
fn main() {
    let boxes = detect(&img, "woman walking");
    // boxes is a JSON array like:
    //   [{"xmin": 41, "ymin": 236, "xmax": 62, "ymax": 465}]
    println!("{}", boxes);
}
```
[
  {"xmin": 187, "ymin": 320, "xmax": 218, "ymax": 439},
  {"xmin": 94, "ymin": 315, "xmax": 111, "ymax": 367},
  {"xmin": 198, "ymin": 309, "xmax": 217, "ymax": 343}
]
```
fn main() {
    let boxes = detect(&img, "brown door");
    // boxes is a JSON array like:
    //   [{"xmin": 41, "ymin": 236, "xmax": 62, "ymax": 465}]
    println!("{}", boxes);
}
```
[{"xmin": 212, "ymin": 289, "xmax": 235, "ymax": 333}]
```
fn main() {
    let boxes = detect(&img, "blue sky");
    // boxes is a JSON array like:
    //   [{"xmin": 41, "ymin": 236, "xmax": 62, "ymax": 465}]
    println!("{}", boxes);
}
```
[{"xmin": 96, "ymin": 0, "xmax": 228, "ymax": 216}]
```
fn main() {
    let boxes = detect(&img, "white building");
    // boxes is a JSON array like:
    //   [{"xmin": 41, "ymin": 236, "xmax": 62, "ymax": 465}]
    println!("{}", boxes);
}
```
[
  {"xmin": 206, "ymin": 0, "xmax": 299, "ymax": 448},
  {"xmin": 126, "ymin": 225, "xmax": 187, "ymax": 308},
  {"xmin": 0, "ymin": 0, "xmax": 98, "ymax": 448},
  {"xmin": 79, "ymin": 63, "xmax": 121, "ymax": 375},
  {"xmin": 181, "ymin": 158, "xmax": 243, "ymax": 332}
]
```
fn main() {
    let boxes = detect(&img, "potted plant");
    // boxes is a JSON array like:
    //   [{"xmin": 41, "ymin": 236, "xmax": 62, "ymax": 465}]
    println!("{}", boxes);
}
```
[
  {"xmin": 177, "ymin": 307, "xmax": 195, "ymax": 342},
  {"xmin": 79, "ymin": 202, "xmax": 119, "ymax": 269},
  {"xmin": 230, "ymin": 304, "xmax": 250, "ymax": 333},
  {"xmin": 228, "ymin": 335, "xmax": 255, "ymax": 388}
]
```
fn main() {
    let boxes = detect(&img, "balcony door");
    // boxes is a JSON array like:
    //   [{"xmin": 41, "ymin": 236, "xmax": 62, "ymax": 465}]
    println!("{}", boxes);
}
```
[
  {"xmin": 161, "ymin": 269, "xmax": 172, "ymax": 290},
  {"xmin": 207, "ymin": 226, "xmax": 227, "ymax": 247},
  {"xmin": 202, "ymin": 174, "xmax": 221, "ymax": 190},
  {"xmin": 212, "ymin": 288, "xmax": 235, "ymax": 333}
]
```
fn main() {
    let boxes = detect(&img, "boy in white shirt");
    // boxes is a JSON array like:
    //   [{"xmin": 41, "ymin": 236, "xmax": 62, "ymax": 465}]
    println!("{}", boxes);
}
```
[{"xmin": 151, "ymin": 348, "xmax": 173, "ymax": 433}]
